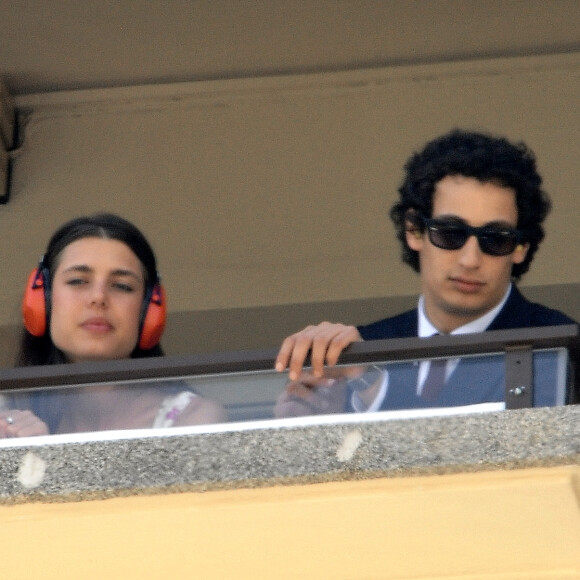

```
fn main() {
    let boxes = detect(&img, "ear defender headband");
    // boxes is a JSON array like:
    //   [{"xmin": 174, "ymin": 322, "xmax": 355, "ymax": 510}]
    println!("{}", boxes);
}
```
[{"xmin": 22, "ymin": 259, "xmax": 167, "ymax": 350}]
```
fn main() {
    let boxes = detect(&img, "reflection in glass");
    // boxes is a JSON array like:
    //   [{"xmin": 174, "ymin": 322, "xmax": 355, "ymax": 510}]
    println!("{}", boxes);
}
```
[
  {"xmin": 274, "ymin": 348, "xmax": 569, "ymax": 418},
  {"xmin": 3, "ymin": 379, "xmax": 227, "ymax": 437},
  {"xmin": 0, "ymin": 347, "xmax": 570, "ymax": 440}
]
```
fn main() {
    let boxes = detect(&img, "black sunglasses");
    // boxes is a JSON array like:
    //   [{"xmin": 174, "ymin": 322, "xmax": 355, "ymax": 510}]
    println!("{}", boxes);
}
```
[{"xmin": 418, "ymin": 215, "xmax": 523, "ymax": 256}]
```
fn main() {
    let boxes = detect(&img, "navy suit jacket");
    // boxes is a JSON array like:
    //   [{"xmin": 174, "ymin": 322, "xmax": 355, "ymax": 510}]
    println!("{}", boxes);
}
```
[{"xmin": 355, "ymin": 286, "xmax": 577, "ymax": 410}]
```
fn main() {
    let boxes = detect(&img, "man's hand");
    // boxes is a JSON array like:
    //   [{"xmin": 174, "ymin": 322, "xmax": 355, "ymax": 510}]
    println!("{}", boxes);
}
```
[
  {"xmin": 275, "ymin": 322, "xmax": 363, "ymax": 381},
  {"xmin": 273, "ymin": 371, "xmax": 349, "ymax": 418}
]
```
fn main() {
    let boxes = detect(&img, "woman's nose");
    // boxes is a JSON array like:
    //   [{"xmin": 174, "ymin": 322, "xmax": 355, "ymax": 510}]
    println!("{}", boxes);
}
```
[{"xmin": 89, "ymin": 282, "xmax": 108, "ymax": 306}]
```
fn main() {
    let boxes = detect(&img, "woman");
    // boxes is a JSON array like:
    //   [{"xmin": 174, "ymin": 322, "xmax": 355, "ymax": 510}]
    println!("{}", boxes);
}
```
[{"xmin": 0, "ymin": 213, "xmax": 226, "ymax": 437}]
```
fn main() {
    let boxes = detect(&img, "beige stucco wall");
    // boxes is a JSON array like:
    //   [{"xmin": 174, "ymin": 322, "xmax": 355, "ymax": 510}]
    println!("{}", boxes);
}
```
[{"xmin": 2, "ymin": 52, "xmax": 579, "ymax": 361}]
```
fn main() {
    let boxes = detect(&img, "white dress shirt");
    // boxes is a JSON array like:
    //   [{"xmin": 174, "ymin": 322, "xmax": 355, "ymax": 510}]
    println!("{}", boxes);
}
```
[{"xmin": 352, "ymin": 284, "xmax": 513, "ymax": 411}]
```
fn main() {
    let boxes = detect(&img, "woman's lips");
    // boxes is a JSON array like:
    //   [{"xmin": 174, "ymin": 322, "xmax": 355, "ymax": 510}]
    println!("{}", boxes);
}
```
[{"xmin": 81, "ymin": 318, "xmax": 114, "ymax": 332}]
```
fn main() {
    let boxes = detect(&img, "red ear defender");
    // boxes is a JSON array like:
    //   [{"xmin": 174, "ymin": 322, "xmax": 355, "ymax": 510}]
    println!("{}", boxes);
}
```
[
  {"xmin": 22, "ymin": 268, "xmax": 48, "ymax": 337},
  {"xmin": 138, "ymin": 283, "xmax": 167, "ymax": 350}
]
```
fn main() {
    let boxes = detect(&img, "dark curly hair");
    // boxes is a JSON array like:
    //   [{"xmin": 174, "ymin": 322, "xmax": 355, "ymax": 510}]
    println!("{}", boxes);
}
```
[
  {"xmin": 390, "ymin": 129, "xmax": 551, "ymax": 280},
  {"xmin": 17, "ymin": 213, "xmax": 164, "ymax": 366}
]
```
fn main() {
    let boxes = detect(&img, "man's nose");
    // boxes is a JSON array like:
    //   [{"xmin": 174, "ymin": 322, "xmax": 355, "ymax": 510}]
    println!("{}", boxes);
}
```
[{"xmin": 457, "ymin": 235, "xmax": 483, "ymax": 267}]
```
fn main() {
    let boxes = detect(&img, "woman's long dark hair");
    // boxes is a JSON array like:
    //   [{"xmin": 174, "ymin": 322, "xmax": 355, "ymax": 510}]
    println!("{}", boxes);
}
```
[{"xmin": 16, "ymin": 213, "xmax": 164, "ymax": 366}]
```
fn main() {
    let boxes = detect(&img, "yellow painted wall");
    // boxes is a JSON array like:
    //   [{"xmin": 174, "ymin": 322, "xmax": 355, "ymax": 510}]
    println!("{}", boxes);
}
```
[{"xmin": 1, "ymin": 466, "xmax": 579, "ymax": 579}]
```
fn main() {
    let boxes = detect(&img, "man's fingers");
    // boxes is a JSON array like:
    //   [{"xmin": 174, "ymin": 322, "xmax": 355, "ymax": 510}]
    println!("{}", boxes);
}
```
[
  {"xmin": 292, "ymin": 323, "xmax": 362, "ymax": 379},
  {"xmin": 276, "ymin": 326, "xmax": 317, "ymax": 380},
  {"xmin": 323, "ymin": 326, "xmax": 363, "ymax": 367},
  {"xmin": 275, "ymin": 322, "xmax": 362, "ymax": 381}
]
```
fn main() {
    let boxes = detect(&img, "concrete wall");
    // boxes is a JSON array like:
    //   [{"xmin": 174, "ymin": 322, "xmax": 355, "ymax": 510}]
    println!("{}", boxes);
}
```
[{"xmin": 2, "ymin": 52, "xmax": 579, "ymax": 364}]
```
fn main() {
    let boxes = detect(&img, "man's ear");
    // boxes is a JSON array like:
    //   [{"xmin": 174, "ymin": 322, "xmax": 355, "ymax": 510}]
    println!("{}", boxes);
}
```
[
  {"xmin": 405, "ymin": 211, "xmax": 423, "ymax": 250},
  {"xmin": 512, "ymin": 243, "xmax": 529, "ymax": 264}
]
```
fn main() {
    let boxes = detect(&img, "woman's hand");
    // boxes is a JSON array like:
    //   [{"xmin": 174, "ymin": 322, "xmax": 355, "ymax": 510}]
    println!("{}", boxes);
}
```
[{"xmin": 0, "ymin": 410, "xmax": 49, "ymax": 438}]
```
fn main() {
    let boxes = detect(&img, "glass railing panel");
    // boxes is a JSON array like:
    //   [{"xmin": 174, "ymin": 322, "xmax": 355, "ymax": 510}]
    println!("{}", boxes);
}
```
[{"xmin": 0, "ymin": 346, "xmax": 571, "ymax": 443}]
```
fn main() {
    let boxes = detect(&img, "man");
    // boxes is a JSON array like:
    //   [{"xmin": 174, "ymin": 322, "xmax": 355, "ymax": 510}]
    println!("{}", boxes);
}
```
[{"xmin": 274, "ymin": 129, "xmax": 577, "ymax": 416}]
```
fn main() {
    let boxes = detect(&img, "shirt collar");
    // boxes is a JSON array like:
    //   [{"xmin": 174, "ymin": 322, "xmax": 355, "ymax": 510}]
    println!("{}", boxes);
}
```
[{"xmin": 418, "ymin": 284, "xmax": 512, "ymax": 337}]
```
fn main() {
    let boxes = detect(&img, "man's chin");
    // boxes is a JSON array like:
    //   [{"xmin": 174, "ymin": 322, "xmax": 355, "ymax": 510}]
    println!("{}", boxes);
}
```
[{"xmin": 443, "ymin": 301, "xmax": 494, "ymax": 320}]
